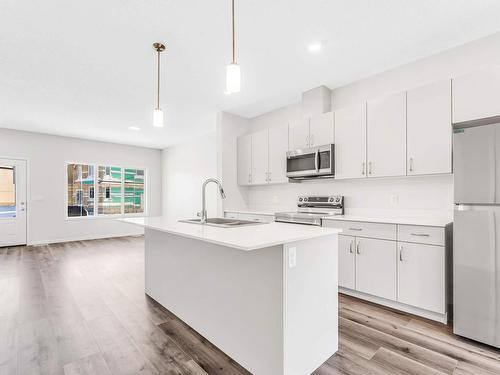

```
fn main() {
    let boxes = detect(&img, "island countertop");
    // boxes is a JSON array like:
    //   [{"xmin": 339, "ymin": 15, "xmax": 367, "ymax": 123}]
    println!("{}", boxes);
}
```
[{"xmin": 120, "ymin": 216, "xmax": 342, "ymax": 251}]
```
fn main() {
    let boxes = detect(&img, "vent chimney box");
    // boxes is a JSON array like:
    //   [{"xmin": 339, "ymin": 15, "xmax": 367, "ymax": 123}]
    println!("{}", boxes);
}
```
[{"xmin": 301, "ymin": 86, "xmax": 331, "ymax": 118}]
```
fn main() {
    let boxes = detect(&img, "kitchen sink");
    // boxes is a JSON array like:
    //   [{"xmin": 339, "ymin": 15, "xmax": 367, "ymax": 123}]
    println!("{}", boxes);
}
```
[{"xmin": 179, "ymin": 217, "xmax": 267, "ymax": 228}]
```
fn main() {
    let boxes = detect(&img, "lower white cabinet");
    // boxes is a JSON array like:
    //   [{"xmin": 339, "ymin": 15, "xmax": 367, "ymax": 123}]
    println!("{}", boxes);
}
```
[
  {"xmin": 338, "ymin": 235, "xmax": 356, "ymax": 289},
  {"xmin": 355, "ymin": 237, "xmax": 397, "ymax": 301},
  {"xmin": 397, "ymin": 242, "xmax": 445, "ymax": 314}
]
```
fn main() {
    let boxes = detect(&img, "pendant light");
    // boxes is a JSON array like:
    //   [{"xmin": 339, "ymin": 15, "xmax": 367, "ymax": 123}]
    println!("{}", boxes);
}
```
[
  {"xmin": 226, "ymin": 0, "xmax": 240, "ymax": 93},
  {"xmin": 153, "ymin": 42, "xmax": 166, "ymax": 127}
]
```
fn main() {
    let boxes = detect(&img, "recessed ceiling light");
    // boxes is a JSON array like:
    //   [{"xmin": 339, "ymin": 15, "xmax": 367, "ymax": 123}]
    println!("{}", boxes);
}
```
[
  {"xmin": 129, "ymin": 126, "xmax": 141, "ymax": 131},
  {"xmin": 308, "ymin": 42, "xmax": 322, "ymax": 53}
]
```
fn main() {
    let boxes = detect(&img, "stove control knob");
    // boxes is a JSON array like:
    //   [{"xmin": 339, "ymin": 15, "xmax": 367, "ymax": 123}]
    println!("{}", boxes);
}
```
[
  {"xmin": 304, "ymin": 197, "xmax": 308, "ymax": 202},
  {"xmin": 299, "ymin": 197, "xmax": 303, "ymax": 202},
  {"xmin": 335, "ymin": 197, "xmax": 341, "ymax": 203},
  {"xmin": 329, "ymin": 198, "xmax": 334, "ymax": 202}
]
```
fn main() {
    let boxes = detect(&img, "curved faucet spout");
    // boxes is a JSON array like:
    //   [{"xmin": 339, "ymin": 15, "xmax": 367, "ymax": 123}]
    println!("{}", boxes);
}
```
[{"xmin": 201, "ymin": 178, "xmax": 226, "ymax": 223}]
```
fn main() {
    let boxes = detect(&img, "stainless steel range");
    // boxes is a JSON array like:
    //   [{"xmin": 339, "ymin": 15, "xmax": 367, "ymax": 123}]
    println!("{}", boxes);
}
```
[{"xmin": 275, "ymin": 195, "xmax": 344, "ymax": 226}]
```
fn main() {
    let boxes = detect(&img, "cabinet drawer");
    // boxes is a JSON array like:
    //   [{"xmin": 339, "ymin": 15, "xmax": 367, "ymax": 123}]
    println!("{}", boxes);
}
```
[
  {"xmin": 224, "ymin": 212, "xmax": 239, "ymax": 219},
  {"xmin": 237, "ymin": 213, "xmax": 274, "ymax": 223},
  {"xmin": 323, "ymin": 220, "xmax": 396, "ymax": 240},
  {"xmin": 397, "ymin": 225, "xmax": 444, "ymax": 246}
]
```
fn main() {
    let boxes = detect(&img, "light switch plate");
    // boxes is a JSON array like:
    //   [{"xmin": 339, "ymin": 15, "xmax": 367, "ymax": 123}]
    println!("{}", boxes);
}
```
[{"xmin": 289, "ymin": 247, "xmax": 297, "ymax": 268}]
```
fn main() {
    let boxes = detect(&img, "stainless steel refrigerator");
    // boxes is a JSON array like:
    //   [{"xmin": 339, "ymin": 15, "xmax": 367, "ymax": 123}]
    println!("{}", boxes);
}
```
[{"xmin": 454, "ymin": 121, "xmax": 500, "ymax": 348}]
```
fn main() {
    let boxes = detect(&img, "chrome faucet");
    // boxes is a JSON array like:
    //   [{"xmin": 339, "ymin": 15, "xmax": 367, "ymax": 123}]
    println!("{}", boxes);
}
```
[{"xmin": 200, "ymin": 178, "xmax": 226, "ymax": 223}]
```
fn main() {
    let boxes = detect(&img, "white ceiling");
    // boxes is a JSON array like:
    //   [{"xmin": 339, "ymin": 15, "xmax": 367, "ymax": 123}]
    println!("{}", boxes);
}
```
[{"xmin": 2, "ymin": 0, "xmax": 500, "ymax": 149}]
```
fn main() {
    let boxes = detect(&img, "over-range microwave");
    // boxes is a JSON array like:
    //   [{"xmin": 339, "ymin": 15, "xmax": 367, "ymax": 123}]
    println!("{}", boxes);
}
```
[{"xmin": 286, "ymin": 144, "xmax": 335, "ymax": 180}]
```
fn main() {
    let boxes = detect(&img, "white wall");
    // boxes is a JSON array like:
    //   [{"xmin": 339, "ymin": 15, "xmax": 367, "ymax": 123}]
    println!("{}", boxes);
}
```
[
  {"xmin": 222, "ymin": 32, "xmax": 500, "ymax": 219},
  {"xmin": 161, "ymin": 132, "xmax": 219, "ymax": 221},
  {"xmin": 0, "ymin": 128, "xmax": 162, "ymax": 245}
]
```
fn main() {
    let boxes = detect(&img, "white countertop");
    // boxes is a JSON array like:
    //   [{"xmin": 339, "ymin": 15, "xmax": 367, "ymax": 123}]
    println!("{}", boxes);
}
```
[
  {"xmin": 224, "ymin": 209, "xmax": 451, "ymax": 227},
  {"xmin": 120, "ymin": 216, "xmax": 342, "ymax": 251}
]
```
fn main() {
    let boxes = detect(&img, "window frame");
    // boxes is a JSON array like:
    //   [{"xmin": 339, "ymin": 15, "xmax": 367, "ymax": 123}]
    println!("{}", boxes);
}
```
[{"xmin": 65, "ymin": 161, "xmax": 147, "ymax": 220}]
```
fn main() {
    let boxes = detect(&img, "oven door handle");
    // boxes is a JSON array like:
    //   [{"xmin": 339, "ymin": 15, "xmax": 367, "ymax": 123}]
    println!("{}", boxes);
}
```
[{"xmin": 315, "ymin": 149, "xmax": 320, "ymax": 172}]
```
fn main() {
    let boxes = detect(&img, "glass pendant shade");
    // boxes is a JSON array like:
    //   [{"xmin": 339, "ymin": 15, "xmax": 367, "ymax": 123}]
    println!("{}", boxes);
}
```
[
  {"xmin": 153, "ymin": 108, "xmax": 164, "ymax": 128},
  {"xmin": 226, "ymin": 62, "xmax": 241, "ymax": 93}
]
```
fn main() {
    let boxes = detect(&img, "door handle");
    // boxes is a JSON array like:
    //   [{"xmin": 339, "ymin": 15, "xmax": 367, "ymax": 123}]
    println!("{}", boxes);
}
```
[
  {"xmin": 356, "ymin": 241, "xmax": 361, "ymax": 254},
  {"xmin": 410, "ymin": 233, "xmax": 430, "ymax": 237},
  {"xmin": 362, "ymin": 162, "xmax": 365, "ymax": 175},
  {"xmin": 314, "ymin": 149, "xmax": 320, "ymax": 172},
  {"xmin": 310, "ymin": 134, "xmax": 314, "ymax": 146},
  {"xmin": 399, "ymin": 245, "xmax": 404, "ymax": 261},
  {"xmin": 368, "ymin": 162, "xmax": 372, "ymax": 175},
  {"xmin": 349, "ymin": 228, "xmax": 362, "ymax": 231},
  {"xmin": 349, "ymin": 240, "xmax": 354, "ymax": 254},
  {"xmin": 409, "ymin": 157, "xmax": 414, "ymax": 173}
]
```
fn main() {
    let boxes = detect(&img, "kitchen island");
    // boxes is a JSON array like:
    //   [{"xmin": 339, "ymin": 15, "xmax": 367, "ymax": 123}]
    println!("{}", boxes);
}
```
[{"xmin": 121, "ymin": 217, "xmax": 341, "ymax": 375}]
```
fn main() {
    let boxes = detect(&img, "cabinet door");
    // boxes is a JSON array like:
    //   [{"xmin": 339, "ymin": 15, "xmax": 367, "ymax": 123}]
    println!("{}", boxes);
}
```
[
  {"xmin": 339, "ymin": 235, "xmax": 356, "ymax": 289},
  {"xmin": 237, "ymin": 134, "xmax": 252, "ymax": 186},
  {"xmin": 355, "ymin": 238, "xmax": 396, "ymax": 301},
  {"xmin": 251, "ymin": 129, "xmax": 269, "ymax": 185},
  {"xmin": 367, "ymin": 92, "xmax": 406, "ymax": 177},
  {"xmin": 407, "ymin": 80, "xmax": 452, "ymax": 175},
  {"xmin": 334, "ymin": 104, "xmax": 367, "ymax": 179},
  {"xmin": 309, "ymin": 112, "xmax": 334, "ymax": 147},
  {"xmin": 288, "ymin": 119, "xmax": 310, "ymax": 150},
  {"xmin": 268, "ymin": 124, "xmax": 288, "ymax": 184},
  {"xmin": 453, "ymin": 66, "xmax": 500, "ymax": 124},
  {"xmin": 397, "ymin": 242, "xmax": 445, "ymax": 313}
]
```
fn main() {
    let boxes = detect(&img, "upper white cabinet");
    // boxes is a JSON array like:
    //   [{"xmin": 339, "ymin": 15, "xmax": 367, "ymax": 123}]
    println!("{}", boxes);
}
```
[
  {"xmin": 288, "ymin": 112, "xmax": 334, "ymax": 150},
  {"xmin": 268, "ymin": 124, "xmax": 289, "ymax": 184},
  {"xmin": 288, "ymin": 119, "xmax": 310, "ymax": 150},
  {"xmin": 407, "ymin": 80, "xmax": 452, "ymax": 175},
  {"xmin": 453, "ymin": 66, "xmax": 500, "ymax": 124},
  {"xmin": 237, "ymin": 134, "xmax": 252, "ymax": 186},
  {"xmin": 334, "ymin": 104, "xmax": 367, "ymax": 179},
  {"xmin": 367, "ymin": 92, "xmax": 407, "ymax": 178},
  {"xmin": 309, "ymin": 112, "xmax": 334, "ymax": 147},
  {"xmin": 237, "ymin": 125, "xmax": 289, "ymax": 186},
  {"xmin": 251, "ymin": 129, "xmax": 269, "ymax": 185}
]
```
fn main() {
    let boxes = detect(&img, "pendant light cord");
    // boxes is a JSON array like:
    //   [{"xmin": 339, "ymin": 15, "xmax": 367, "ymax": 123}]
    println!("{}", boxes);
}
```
[
  {"xmin": 232, "ymin": 0, "xmax": 236, "ymax": 63},
  {"xmin": 156, "ymin": 49, "xmax": 160, "ymax": 110}
]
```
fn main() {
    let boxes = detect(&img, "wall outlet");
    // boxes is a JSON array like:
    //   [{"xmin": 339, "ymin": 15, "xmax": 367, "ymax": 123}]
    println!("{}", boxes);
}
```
[
  {"xmin": 390, "ymin": 194, "xmax": 399, "ymax": 207},
  {"xmin": 288, "ymin": 247, "xmax": 297, "ymax": 268}
]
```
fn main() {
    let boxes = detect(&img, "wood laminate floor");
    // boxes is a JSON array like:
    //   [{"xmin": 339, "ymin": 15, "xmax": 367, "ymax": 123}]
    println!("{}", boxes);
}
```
[{"xmin": 1, "ymin": 236, "xmax": 499, "ymax": 375}]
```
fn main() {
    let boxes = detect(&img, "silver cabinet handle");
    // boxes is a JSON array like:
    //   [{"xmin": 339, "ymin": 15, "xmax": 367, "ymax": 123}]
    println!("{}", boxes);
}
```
[
  {"xmin": 248, "ymin": 173, "xmax": 252, "ymax": 184},
  {"xmin": 310, "ymin": 134, "xmax": 314, "ymax": 146},
  {"xmin": 399, "ymin": 245, "xmax": 404, "ymax": 261},
  {"xmin": 349, "ymin": 228, "xmax": 362, "ymax": 231},
  {"xmin": 411, "ymin": 233, "xmax": 430, "ymax": 237},
  {"xmin": 268, "ymin": 172, "xmax": 272, "ymax": 182},
  {"xmin": 409, "ymin": 157, "xmax": 414, "ymax": 173},
  {"xmin": 306, "ymin": 135, "xmax": 310, "ymax": 147},
  {"xmin": 356, "ymin": 241, "xmax": 361, "ymax": 254},
  {"xmin": 349, "ymin": 240, "xmax": 354, "ymax": 254},
  {"xmin": 362, "ymin": 162, "xmax": 365, "ymax": 175},
  {"xmin": 368, "ymin": 162, "xmax": 372, "ymax": 175}
]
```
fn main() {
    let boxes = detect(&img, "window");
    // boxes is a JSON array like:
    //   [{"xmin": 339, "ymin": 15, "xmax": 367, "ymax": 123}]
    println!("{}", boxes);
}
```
[
  {"xmin": 124, "ymin": 168, "xmax": 145, "ymax": 214},
  {"xmin": 0, "ymin": 165, "xmax": 16, "ymax": 219},
  {"xmin": 67, "ymin": 163, "xmax": 146, "ymax": 218},
  {"xmin": 67, "ymin": 163, "xmax": 95, "ymax": 217}
]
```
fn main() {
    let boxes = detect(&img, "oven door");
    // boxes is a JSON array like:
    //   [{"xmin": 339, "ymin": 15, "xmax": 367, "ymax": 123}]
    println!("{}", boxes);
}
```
[{"xmin": 286, "ymin": 144, "xmax": 334, "ymax": 178}]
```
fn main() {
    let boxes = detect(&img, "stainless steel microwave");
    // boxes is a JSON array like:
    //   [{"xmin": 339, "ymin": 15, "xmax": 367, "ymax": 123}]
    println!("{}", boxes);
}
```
[{"xmin": 286, "ymin": 144, "xmax": 335, "ymax": 179}]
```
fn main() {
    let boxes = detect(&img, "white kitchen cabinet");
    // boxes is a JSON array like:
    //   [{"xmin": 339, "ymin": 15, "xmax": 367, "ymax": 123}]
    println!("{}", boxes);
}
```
[
  {"xmin": 367, "ymin": 92, "xmax": 407, "ymax": 178},
  {"xmin": 334, "ymin": 104, "xmax": 367, "ymax": 179},
  {"xmin": 397, "ymin": 242, "xmax": 445, "ymax": 313},
  {"xmin": 355, "ymin": 237, "xmax": 397, "ymax": 301},
  {"xmin": 309, "ymin": 112, "xmax": 334, "ymax": 147},
  {"xmin": 251, "ymin": 129, "xmax": 269, "ymax": 185},
  {"xmin": 268, "ymin": 124, "xmax": 289, "ymax": 184},
  {"xmin": 288, "ymin": 119, "xmax": 310, "ymax": 150},
  {"xmin": 338, "ymin": 235, "xmax": 356, "ymax": 289},
  {"xmin": 237, "ymin": 134, "xmax": 252, "ymax": 186},
  {"xmin": 453, "ymin": 65, "xmax": 500, "ymax": 124},
  {"xmin": 407, "ymin": 80, "xmax": 452, "ymax": 175}
]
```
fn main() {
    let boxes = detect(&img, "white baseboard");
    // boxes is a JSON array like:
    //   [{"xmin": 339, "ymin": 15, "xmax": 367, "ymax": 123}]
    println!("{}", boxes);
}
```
[
  {"xmin": 339, "ymin": 287, "xmax": 448, "ymax": 324},
  {"xmin": 29, "ymin": 231, "xmax": 144, "ymax": 246}
]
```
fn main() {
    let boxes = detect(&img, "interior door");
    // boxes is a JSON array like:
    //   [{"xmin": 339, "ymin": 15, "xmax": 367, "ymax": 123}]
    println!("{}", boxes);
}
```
[
  {"xmin": 0, "ymin": 159, "xmax": 27, "ymax": 247},
  {"xmin": 453, "ymin": 122, "xmax": 500, "ymax": 204},
  {"xmin": 334, "ymin": 104, "xmax": 367, "ymax": 179},
  {"xmin": 338, "ymin": 235, "xmax": 356, "ymax": 289},
  {"xmin": 355, "ymin": 237, "xmax": 397, "ymax": 301}
]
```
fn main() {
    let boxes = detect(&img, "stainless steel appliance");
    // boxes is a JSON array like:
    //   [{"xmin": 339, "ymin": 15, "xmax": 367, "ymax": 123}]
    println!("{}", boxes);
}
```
[
  {"xmin": 275, "ymin": 195, "xmax": 344, "ymax": 226},
  {"xmin": 453, "ymin": 121, "xmax": 500, "ymax": 348},
  {"xmin": 286, "ymin": 144, "xmax": 335, "ymax": 180}
]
